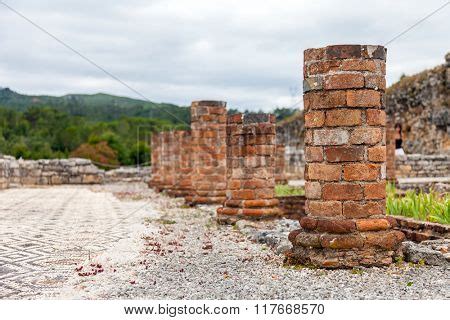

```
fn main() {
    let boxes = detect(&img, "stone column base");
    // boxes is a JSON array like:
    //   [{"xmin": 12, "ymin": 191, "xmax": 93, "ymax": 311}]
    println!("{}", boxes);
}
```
[{"xmin": 287, "ymin": 229, "xmax": 404, "ymax": 268}]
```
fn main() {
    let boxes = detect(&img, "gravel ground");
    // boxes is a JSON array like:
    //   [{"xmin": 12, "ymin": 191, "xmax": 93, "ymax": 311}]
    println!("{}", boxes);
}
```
[{"xmin": 56, "ymin": 184, "xmax": 449, "ymax": 300}]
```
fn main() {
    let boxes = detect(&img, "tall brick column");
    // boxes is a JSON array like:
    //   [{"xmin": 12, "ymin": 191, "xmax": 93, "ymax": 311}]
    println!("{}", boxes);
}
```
[
  {"xmin": 275, "ymin": 144, "xmax": 288, "ymax": 184},
  {"xmin": 185, "ymin": 101, "xmax": 227, "ymax": 205},
  {"xmin": 217, "ymin": 113, "xmax": 280, "ymax": 223},
  {"xmin": 288, "ymin": 45, "xmax": 404, "ymax": 268}
]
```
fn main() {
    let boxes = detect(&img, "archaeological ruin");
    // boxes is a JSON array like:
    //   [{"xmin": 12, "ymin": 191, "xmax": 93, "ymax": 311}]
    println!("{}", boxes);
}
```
[
  {"xmin": 1, "ymin": 46, "xmax": 448, "ymax": 272},
  {"xmin": 287, "ymin": 44, "xmax": 405, "ymax": 268},
  {"xmin": 217, "ymin": 113, "xmax": 280, "ymax": 223}
]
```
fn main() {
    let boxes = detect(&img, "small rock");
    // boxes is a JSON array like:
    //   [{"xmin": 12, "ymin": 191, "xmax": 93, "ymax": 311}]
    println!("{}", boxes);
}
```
[{"xmin": 402, "ymin": 241, "xmax": 449, "ymax": 266}]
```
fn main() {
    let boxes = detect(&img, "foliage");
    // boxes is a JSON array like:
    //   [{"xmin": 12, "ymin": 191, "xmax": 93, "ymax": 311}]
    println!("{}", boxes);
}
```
[
  {"xmin": 0, "ymin": 106, "xmax": 179, "ymax": 166},
  {"xmin": 0, "ymin": 88, "xmax": 190, "ymax": 124},
  {"xmin": 275, "ymin": 184, "xmax": 304, "ymax": 197},
  {"xmin": 386, "ymin": 183, "xmax": 450, "ymax": 225},
  {"xmin": 70, "ymin": 141, "xmax": 119, "ymax": 167}
]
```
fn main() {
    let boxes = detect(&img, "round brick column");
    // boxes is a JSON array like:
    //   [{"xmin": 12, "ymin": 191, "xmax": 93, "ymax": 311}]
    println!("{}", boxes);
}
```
[
  {"xmin": 185, "ymin": 101, "xmax": 227, "ymax": 205},
  {"xmin": 217, "ymin": 113, "xmax": 280, "ymax": 223},
  {"xmin": 288, "ymin": 45, "xmax": 404, "ymax": 268},
  {"xmin": 160, "ymin": 131, "xmax": 175, "ymax": 192}
]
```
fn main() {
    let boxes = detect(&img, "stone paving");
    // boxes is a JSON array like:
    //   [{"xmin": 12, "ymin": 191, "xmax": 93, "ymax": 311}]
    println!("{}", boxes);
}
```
[{"xmin": 0, "ymin": 185, "xmax": 156, "ymax": 299}]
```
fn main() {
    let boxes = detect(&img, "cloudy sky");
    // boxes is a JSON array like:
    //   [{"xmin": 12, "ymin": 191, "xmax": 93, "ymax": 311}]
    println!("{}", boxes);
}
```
[{"xmin": 0, "ymin": 0, "xmax": 449, "ymax": 112}]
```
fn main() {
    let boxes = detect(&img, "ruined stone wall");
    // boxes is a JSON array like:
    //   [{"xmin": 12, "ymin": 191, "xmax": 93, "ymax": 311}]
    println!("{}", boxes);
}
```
[
  {"xmin": 105, "ymin": 167, "xmax": 151, "ymax": 183},
  {"xmin": 289, "ymin": 44, "xmax": 404, "ymax": 268},
  {"xmin": 218, "ymin": 113, "xmax": 280, "ymax": 223},
  {"xmin": 385, "ymin": 53, "xmax": 449, "ymax": 154},
  {"xmin": 0, "ymin": 156, "xmax": 104, "ymax": 187},
  {"xmin": 395, "ymin": 154, "xmax": 450, "ymax": 178}
]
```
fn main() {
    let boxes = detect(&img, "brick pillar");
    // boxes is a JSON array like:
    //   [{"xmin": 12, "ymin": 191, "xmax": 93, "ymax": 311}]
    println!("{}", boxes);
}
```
[
  {"xmin": 167, "ymin": 130, "xmax": 193, "ymax": 197},
  {"xmin": 149, "ymin": 132, "xmax": 162, "ymax": 190},
  {"xmin": 275, "ymin": 144, "xmax": 287, "ymax": 184},
  {"xmin": 217, "ymin": 113, "xmax": 280, "ymax": 223},
  {"xmin": 288, "ymin": 45, "xmax": 404, "ymax": 268},
  {"xmin": 386, "ymin": 120, "xmax": 396, "ymax": 182},
  {"xmin": 160, "ymin": 131, "xmax": 175, "ymax": 192},
  {"xmin": 185, "ymin": 101, "xmax": 227, "ymax": 205}
]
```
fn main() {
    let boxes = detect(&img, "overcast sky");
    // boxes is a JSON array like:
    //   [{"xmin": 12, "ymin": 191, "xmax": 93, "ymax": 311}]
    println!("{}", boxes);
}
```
[{"xmin": 0, "ymin": 0, "xmax": 449, "ymax": 112}]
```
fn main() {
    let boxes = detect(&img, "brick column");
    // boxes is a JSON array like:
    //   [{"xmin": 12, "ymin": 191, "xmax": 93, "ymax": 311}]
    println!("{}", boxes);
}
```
[
  {"xmin": 167, "ymin": 130, "xmax": 193, "ymax": 197},
  {"xmin": 288, "ymin": 45, "xmax": 404, "ymax": 268},
  {"xmin": 160, "ymin": 131, "xmax": 175, "ymax": 192},
  {"xmin": 275, "ymin": 144, "xmax": 288, "ymax": 184},
  {"xmin": 185, "ymin": 101, "xmax": 227, "ymax": 205},
  {"xmin": 217, "ymin": 113, "xmax": 280, "ymax": 223}
]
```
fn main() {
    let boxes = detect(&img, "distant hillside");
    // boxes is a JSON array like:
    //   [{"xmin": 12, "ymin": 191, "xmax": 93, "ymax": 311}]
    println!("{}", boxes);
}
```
[{"xmin": 0, "ymin": 87, "xmax": 190, "ymax": 124}]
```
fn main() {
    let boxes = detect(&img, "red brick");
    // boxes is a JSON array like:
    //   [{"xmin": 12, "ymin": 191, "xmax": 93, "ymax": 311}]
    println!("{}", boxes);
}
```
[
  {"xmin": 356, "ymin": 218, "xmax": 390, "ymax": 231},
  {"xmin": 324, "ymin": 74, "xmax": 364, "ymax": 90},
  {"xmin": 305, "ymin": 111, "xmax": 325, "ymax": 128},
  {"xmin": 305, "ymin": 181, "xmax": 322, "ymax": 199},
  {"xmin": 320, "ymin": 234, "xmax": 364, "ymax": 249},
  {"xmin": 307, "ymin": 200, "xmax": 342, "ymax": 217},
  {"xmin": 303, "ymin": 91, "xmax": 346, "ymax": 110},
  {"xmin": 343, "ymin": 201, "xmax": 384, "ymax": 218},
  {"xmin": 366, "ymin": 109, "xmax": 386, "ymax": 126},
  {"xmin": 325, "ymin": 109, "xmax": 361, "ymax": 127},
  {"xmin": 307, "ymin": 60, "xmax": 340, "ymax": 75},
  {"xmin": 322, "ymin": 183, "xmax": 363, "ymax": 200},
  {"xmin": 346, "ymin": 90, "xmax": 381, "ymax": 107},
  {"xmin": 306, "ymin": 163, "xmax": 341, "ymax": 181},
  {"xmin": 364, "ymin": 181, "xmax": 386, "ymax": 200},
  {"xmin": 313, "ymin": 129, "xmax": 349, "ymax": 146},
  {"xmin": 232, "ymin": 189, "xmax": 255, "ymax": 200},
  {"xmin": 340, "ymin": 59, "xmax": 376, "ymax": 72},
  {"xmin": 304, "ymin": 48, "xmax": 325, "ymax": 61},
  {"xmin": 304, "ymin": 146, "xmax": 323, "ymax": 162},
  {"xmin": 325, "ymin": 146, "xmax": 364, "ymax": 162},
  {"xmin": 368, "ymin": 146, "xmax": 386, "ymax": 162},
  {"xmin": 365, "ymin": 75, "xmax": 386, "ymax": 90},
  {"xmin": 343, "ymin": 164, "xmax": 380, "ymax": 181},
  {"xmin": 325, "ymin": 45, "xmax": 361, "ymax": 60},
  {"xmin": 316, "ymin": 219, "xmax": 356, "ymax": 234},
  {"xmin": 350, "ymin": 128, "xmax": 382, "ymax": 145},
  {"xmin": 300, "ymin": 216, "xmax": 318, "ymax": 230},
  {"xmin": 364, "ymin": 230, "xmax": 405, "ymax": 250}
]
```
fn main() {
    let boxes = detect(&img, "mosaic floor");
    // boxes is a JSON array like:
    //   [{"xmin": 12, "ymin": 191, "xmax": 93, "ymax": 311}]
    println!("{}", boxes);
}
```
[{"xmin": 0, "ymin": 186, "xmax": 154, "ymax": 299}]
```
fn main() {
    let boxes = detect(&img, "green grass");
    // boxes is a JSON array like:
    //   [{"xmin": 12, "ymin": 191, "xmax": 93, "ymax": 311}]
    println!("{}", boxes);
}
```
[
  {"xmin": 275, "ymin": 185, "xmax": 304, "ymax": 197},
  {"xmin": 386, "ymin": 183, "xmax": 450, "ymax": 225}
]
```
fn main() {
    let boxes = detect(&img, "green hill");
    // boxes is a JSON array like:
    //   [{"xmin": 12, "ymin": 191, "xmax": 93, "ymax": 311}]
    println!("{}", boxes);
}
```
[{"xmin": 0, "ymin": 87, "xmax": 190, "ymax": 124}]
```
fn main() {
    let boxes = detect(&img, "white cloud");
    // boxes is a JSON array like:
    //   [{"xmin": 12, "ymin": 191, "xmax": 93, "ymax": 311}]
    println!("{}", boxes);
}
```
[{"xmin": 0, "ymin": 0, "xmax": 448, "ymax": 113}]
